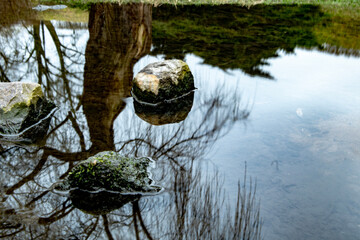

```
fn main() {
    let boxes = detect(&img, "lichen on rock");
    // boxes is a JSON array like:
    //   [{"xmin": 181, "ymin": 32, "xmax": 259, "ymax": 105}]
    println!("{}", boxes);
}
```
[
  {"xmin": 0, "ymin": 82, "xmax": 56, "ymax": 143},
  {"xmin": 0, "ymin": 82, "xmax": 44, "ymax": 112},
  {"xmin": 58, "ymin": 151, "xmax": 161, "ymax": 193},
  {"xmin": 132, "ymin": 59, "xmax": 195, "ymax": 104}
]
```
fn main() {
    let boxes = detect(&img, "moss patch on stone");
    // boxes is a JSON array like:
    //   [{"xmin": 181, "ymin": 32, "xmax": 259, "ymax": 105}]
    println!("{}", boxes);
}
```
[
  {"xmin": 0, "ymin": 83, "xmax": 44, "ymax": 112},
  {"xmin": 63, "ymin": 151, "xmax": 160, "ymax": 193},
  {"xmin": 132, "ymin": 59, "xmax": 195, "ymax": 104}
]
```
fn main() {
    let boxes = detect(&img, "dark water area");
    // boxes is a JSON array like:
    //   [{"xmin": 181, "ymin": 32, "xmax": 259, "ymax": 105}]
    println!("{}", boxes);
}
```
[{"xmin": 0, "ymin": 2, "xmax": 360, "ymax": 239}]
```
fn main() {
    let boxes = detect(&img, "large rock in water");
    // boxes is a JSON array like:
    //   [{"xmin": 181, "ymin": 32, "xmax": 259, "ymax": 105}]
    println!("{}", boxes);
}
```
[
  {"xmin": 57, "ymin": 151, "xmax": 161, "ymax": 193},
  {"xmin": 132, "ymin": 59, "xmax": 195, "ymax": 104},
  {"xmin": 0, "ymin": 82, "xmax": 56, "ymax": 142},
  {"xmin": 0, "ymin": 82, "xmax": 43, "ymax": 113}
]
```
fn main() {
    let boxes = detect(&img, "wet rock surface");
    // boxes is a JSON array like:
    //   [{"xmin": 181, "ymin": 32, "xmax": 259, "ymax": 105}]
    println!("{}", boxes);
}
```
[
  {"xmin": 132, "ymin": 59, "xmax": 194, "ymax": 104},
  {"xmin": 57, "ymin": 151, "xmax": 161, "ymax": 193},
  {"xmin": 0, "ymin": 82, "xmax": 43, "ymax": 112},
  {"xmin": 0, "ymin": 82, "xmax": 56, "ymax": 143}
]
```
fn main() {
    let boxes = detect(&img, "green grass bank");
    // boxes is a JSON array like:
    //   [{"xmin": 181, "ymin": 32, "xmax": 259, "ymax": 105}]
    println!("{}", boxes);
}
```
[{"xmin": 34, "ymin": 0, "xmax": 360, "ymax": 8}]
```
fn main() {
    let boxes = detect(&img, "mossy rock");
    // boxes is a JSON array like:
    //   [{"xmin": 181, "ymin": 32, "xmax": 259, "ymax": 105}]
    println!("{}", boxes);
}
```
[
  {"xmin": 132, "ymin": 59, "xmax": 195, "ymax": 104},
  {"xmin": 0, "ymin": 82, "xmax": 43, "ymax": 112},
  {"xmin": 0, "ymin": 82, "xmax": 56, "ymax": 143},
  {"xmin": 59, "ymin": 151, "xmax": 161, "ymax": 193}
]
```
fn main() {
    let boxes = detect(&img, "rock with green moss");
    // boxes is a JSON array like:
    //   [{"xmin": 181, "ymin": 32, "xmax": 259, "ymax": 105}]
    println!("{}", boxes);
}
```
[
  {"xmin": 0, "ymin": 82, "xmax": 56, "ymax": 142},
  {"xmin": 60, "ymin": 151, "xmax": 160, "ymax": 193},
  {"xmin": 132, "ymin": 59, "xmax": 195, "ymax": 104}
]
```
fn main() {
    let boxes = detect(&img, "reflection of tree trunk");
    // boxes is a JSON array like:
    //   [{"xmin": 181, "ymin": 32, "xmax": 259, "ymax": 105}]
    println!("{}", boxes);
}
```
[
  {"xmin": 0, "ymin": 0, "xmax": 32, "ymax": 27},
  {"xmin": 82, "ymin": 3, "xmax": 152, "ymax": 152}
]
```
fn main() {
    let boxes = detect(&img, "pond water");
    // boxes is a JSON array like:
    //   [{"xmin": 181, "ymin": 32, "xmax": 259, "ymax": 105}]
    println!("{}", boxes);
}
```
[{"xmin": 0, "ymin": 2, "xmax": 360, "ymax": 240}]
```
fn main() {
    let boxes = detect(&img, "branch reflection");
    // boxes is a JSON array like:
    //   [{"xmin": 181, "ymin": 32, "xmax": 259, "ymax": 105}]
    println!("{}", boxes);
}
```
[{"xmin": 0, "ymin": 3, "xmax": 261, "ymax": 239}]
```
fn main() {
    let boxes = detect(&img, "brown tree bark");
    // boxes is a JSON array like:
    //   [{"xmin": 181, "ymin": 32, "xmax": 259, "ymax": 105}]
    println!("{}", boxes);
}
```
[
  {"xmin": 0, "ymin": 0, "xmax": 32, "ymax": 28},
  {"xmin": 82, "ymin": 3, "xmax": 152, "ymax": 152}
]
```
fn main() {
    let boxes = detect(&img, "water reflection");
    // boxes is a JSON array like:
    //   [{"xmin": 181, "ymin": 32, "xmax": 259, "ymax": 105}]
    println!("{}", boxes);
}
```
[
  {"xmin": 83, "ymin": 3, "xmax": 152, "ymax": 152},
  {"xmin": 0, "ymin": 147, "xmax": 261, "ymax": 239},
  {"xmin": 69, "ymin": 189, "xmax": 140, "ymax": 215},
  {"xmin": 134, "ymin": 92, "xmax": 194, "ymax": 125},
  {"xmin": 151, "ymin": 4, "xmax": 359, "ymax": 79},
  {"xmin": 0, "ymin": 2, "xmax": 260, "ymax": 239},
  {"xmin": 1, "ymin": 2, "xmax": 359, "ymax": 239},
  {"xmin": 151, "ymin": 4, "xmax": 325, "ymax": 79},
  {"xmin": 0, "ymin": 0, "xmax": 33, "ymax": 28}
]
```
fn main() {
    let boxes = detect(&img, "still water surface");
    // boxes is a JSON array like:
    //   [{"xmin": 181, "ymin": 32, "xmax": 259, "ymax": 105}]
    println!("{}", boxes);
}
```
[{"xmin": 0, "ymin": 3, "xmax": 359, "ymax": 240}]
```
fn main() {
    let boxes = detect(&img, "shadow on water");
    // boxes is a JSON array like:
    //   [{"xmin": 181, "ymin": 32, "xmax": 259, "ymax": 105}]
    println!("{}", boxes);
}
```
[{"xmin": 0, "ymin": 2, "xmax": 261, "ymax": 239}]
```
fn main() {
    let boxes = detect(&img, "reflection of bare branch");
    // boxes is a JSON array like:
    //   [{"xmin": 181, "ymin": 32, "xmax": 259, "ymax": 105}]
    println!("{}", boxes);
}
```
[
  {"xmin": 133, "ymin": 201, "xmax": 154, "ymax": 240},
  {"xmin": 132, "ymin": 206, "xmax": 140, "ymax": 240},
  {"xmin": 33, "ymin": 24, "xmax": 44, "ymax": 84},
  {"xmin": 232, "ymin": 168, "xmax": 262, "ymax": 240},
  {"xmin": 84, "ymin": 216, "xmax": 100, "ymax": 240},
  {"xmin": 5, "ymin": 153, "xmax": 48, "ymax": 195},
  {"xmin": 38, "ymin": 201, "xmax": 73, "ymax": 225},
  {"xmin": 42, "ymin": 147, "xmax": 90, "ymax": 162},
  {"xmin": 116, "ymin": 85, "xmax": 249, "ymax": 169},
  {"xmin": 102, "ymin": 215, "xmax": 114, "ymax": 240},
  {"xmin": 44, "ymin": 21, "xmax": 74, "ymax": 108},
  {"xmin": 0, "ymin": 3, "xmax": 261, "ymax": 239},
  {"xmin": 44, "ymin": 114, "xmax": 71, "ymax": 140},
  {"xmin": 68, "ymin": 111, "xmax": 86, "ymax": 151},
  {"xmin": 0, "ymin": 227, "xmax": 25, "ymax": 238},
  {"xmin": 144, "ymin": 163, "xmax": 262, "ymax": 240},
  {"xmin": 0, "ymin": 64, "xmax": 10, "ymax": 82}
]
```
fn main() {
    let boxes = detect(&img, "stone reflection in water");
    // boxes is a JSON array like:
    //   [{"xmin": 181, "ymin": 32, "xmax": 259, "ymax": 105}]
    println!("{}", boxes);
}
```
[
  {"xmin": 82, "ymin": 3, "xmax": 152, "ymax": 152},
  {"xmin": 0, "ymin": 2, "xmax": 261, "ymax": 239},
  {"xmin": 69, "ymin": 189, "xmax": 139, "ymax": 216},
  {"xmin": 134, "ymin": 92, "xmax": 194, "ymax": 125}
]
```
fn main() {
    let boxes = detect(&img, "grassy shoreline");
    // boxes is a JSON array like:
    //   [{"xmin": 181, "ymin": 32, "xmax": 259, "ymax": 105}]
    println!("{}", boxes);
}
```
[
  {"xmin": 33, "ymin": 0, "xmax": 360, "ymax": 24},
  {"xmin": 32, "ymin": 0, "xmax": 360, "ymax": 52},
  {"xmin": 34, "ymin": 0, "xmax": 360, "ymax": 8}
]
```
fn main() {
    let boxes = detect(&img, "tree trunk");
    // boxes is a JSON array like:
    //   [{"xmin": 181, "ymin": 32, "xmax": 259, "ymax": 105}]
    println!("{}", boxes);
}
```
[{"xmin": 82, "ymin": 3, "xmax": 152, "ymax": 152}]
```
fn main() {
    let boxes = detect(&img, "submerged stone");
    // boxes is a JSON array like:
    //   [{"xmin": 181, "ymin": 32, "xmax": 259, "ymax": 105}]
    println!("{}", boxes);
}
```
[
  {"xmin": 0, "ymin": 82, "xmax": 56, "ymax": 143},
  {"xmin": 59, "ymin": 151, "xmax": 161, "ymax": 193},
  {"xmin": 134, "ymin": 91, "xmax": 194, "ymax": 125},
  {"xmin": 132, "ymin": 59, "xmax": 195, "ymax": 104}
]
